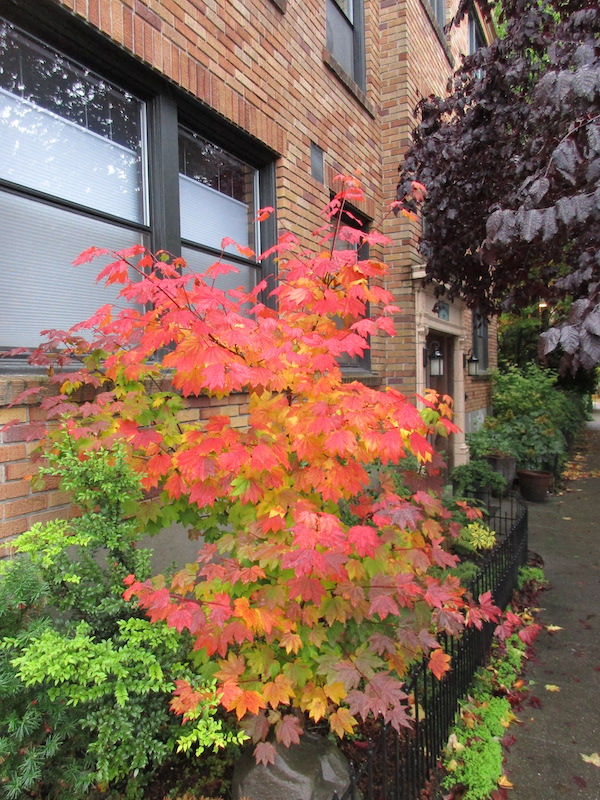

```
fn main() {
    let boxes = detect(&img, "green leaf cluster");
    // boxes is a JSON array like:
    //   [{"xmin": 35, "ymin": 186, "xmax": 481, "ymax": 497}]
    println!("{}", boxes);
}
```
[
  {"xmin": 0, "ymin": 436, "xmax": 243, "ymax": 799},
  {"xmin": 468, "ymin": 364, "xmax": 589, "ymax": 474}
]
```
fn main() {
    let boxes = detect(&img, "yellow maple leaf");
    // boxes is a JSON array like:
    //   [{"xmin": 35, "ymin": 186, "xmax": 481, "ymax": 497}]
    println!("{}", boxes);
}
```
[
  {"xmin": 498, "ymin": 775, "xmax": 514, "ymax": 788},
  {"xmin": 329, "ymin": 707, "xmax": 357, "ymax": 738},
  {"xmin": 279, "ymin": 631, "xmax": 303, "ymax": 654},
  {"xmin": 262, "ymin": 675, "xmax": 295, "ymax": 709},
  {"xmin": 306, "ymin": 691, "xmax": 328, "ymax": 722},
  {"xmin": 324, "ymin": 681, "xmax": 347, "ymax": 705},
  {"xmin": 581, "ymin": 752, "xmax": 600, "ymax": 767},
  {"xmin": 500, "ymin": 709, "xmax": 518, "ymax": 727},
  {"xmin": 545, "ymin": 684, "xmax": 560, "ymax": 692},
  {"xmin": 546, "ymin": 624, "xmax": 563, "ymax": 632}
]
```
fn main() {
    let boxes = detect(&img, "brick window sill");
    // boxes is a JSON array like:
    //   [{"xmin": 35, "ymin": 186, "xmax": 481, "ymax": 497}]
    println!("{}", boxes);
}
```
[{"xmin": 322, "ymin": 50, "xmax": 375, "ymax": 119}]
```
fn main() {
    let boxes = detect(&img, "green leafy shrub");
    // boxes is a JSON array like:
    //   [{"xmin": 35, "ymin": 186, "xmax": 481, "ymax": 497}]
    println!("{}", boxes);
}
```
[
  {"xmin": 517, "ymin": 565, "xmax": 548, "ymax": 592},
  {"xmin": 468, "ymin": 364, "xmax": 589, "ymax": 478},
  {"xmin": 450, "ymin": 460, "xmax": 508, "ymax": 499},
  {"xmin": 0, "ymin": 437, "xmax": 244, "ymax": 800},
  {"xmin": 467, "ymin": 425, "xmax": 519, "ymax": 460}
]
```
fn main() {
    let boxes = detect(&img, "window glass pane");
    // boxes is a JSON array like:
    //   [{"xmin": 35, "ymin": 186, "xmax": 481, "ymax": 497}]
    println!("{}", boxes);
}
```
[
  {"xmin": 326, "ymin": 0, "xmax": 355, "ymax": 77},
  {"xmin": 473, "ymin": 313, "xmax": 489, "ymax": 371},
  {"xmin": 0, "ymin": 21, "xmax": 145, "ymax": 223},
  {"xmin": 181, "ymin": 245, "xmax": 257, "ymax": 294},
  {"xmin": 333, "ymin": 0, "xmax": 353, "ymax": 22},
  {"xmin": 179, "ymin": 129, "xmax": 256, "ymax": 253},
  {"xmin": 469, "ymin": 14, "xmax": 485, "ymax": 53},
  {"xmin": 0, "ymin": 190, "xmax": 146, "ymax": 348}
]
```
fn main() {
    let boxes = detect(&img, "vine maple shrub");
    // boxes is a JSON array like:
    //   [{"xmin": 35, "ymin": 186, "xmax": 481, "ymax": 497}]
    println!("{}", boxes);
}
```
[{"xmin": 14, "ymin": 177, "xmax": 500, "ymax": 764}]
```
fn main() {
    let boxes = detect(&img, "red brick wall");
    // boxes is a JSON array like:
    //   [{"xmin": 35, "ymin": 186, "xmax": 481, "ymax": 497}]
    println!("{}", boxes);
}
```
[{"xmin": 0, "ymin": 0, "xmax": 491, "ymax": 548}]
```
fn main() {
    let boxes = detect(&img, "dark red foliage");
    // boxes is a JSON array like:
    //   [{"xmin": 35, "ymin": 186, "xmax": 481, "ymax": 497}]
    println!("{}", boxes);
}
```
[{"xmin": 398, "ymin": 0, "xmax": 600, "ymax": 373}]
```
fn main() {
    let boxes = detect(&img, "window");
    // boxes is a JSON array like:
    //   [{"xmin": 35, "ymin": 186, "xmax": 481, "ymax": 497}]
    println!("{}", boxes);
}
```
[
  {"xmin": 472, "ymin": 312, "xmax": 489, "ymax": 372},
  {"xmin": 428, "ymin": 0, "xmax": 446, "ymax": 31},
  {"xmin": 310, "ymin": 142, "xmax": 325, "ymax": 184},
  {"xmin": 0, "ymin": 15, "xmax": 276, "ymax": 355},
  {"xmin": 469, "ymin": 11, "xmax": 486, "ymax": 53},
  {"xmin": 0, "ymin": 20, "xmax": 148, "ymax": 348},
  {"xmin": 179, "ymin": 129, "xmax": 260, "ymax": 293},
  {"xmin": 326, "ymin": 0, "xmax": 365, "ymax": 89},
  {"xmin": 334, "ymin": 205, "xmax": 371, "ymax": 372}
]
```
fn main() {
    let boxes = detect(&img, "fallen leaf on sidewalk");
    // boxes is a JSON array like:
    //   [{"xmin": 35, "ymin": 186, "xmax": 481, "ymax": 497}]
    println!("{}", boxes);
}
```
[
  {"xmin": 498, "ymin": 775, "xmax": 514, "ymax": 788},
  {"xmin": 581, "ymin": 752, "xmax": 600, "ymax": 767},
  {"xmin": 545, "ymin": 684, "xmax": 560, "ymax": 692},
  {"xmin": 562, "ymin": 516, "xmax": 572, "ymax": 520},
  {"xmin": 546, "ymin": 624, "xmax": 562, "ymax": 632}
]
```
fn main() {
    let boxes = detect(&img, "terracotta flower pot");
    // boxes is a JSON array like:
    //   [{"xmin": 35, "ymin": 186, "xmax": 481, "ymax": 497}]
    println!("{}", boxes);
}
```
[{"xmin": 517, "ymin": 469, "xmax": 552, "ymax": 502}]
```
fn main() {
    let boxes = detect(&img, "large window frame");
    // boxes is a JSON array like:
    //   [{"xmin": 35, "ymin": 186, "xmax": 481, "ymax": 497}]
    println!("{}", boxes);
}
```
[{"xmin": 0, "ymin": 6, "xmax": 278, "ymax": 363}]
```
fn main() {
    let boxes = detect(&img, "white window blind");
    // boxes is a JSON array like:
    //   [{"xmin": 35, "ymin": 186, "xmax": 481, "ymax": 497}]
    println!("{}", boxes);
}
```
[
  {"xmin": 0, "ymin": 89, "xmax": 144, "ymax": 223},
  {"xmin": 0, "ymin": 191, "xmax": 145, "ymax": 348},
  {"xmin": 179, "ymin": 175, "xmax": 251, "ymax": 252}
]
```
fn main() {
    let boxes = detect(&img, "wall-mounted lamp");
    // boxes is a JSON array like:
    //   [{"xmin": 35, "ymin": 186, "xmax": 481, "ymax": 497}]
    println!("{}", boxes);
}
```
[
  {"xmin": 464, "ymin": 349, "xmax": 479, "ymax": 377},
  {"xmin": 423, "ymin": 341, "xmax": 444, "ymax": 376}
]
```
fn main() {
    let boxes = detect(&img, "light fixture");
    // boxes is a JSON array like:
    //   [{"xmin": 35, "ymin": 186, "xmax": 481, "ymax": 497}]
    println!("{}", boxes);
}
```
[
  {"xmin": 423, "ymin": 341, "xmax": 444, "ymax": 376},
  {"xmin": 465, "ymin": 349, "xmax": 479, "ymax": 377}
]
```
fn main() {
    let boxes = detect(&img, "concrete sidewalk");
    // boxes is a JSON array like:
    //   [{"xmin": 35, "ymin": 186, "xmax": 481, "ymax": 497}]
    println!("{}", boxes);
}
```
[{"xmin": 504, "ymin": 412, "xmax": 600, "ymax": 798}]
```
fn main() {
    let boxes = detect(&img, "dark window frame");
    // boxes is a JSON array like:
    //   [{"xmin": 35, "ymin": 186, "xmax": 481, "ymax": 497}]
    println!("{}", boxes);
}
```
[{"xmin": 0, "ymin": 3, "xmax": 279, "ymax": 363}]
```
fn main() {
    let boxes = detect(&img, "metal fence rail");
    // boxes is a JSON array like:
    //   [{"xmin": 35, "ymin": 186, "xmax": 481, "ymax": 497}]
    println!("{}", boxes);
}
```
[{"xmin": 334, "ymin": 494, "xmax": 528, "ymax": 800}]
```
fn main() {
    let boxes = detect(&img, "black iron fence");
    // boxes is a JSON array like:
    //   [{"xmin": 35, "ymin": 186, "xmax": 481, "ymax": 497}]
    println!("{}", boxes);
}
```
[{"xmin": 334, "ymin": 494, "xmax": 528, "ymax": 800}]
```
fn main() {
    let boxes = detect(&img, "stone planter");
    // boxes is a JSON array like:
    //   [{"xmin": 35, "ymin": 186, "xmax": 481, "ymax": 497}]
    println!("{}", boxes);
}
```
[
  {"xmin": 232, "ymin": 733, "xmax": 353, "ymax": 800},
  {"xmin": 517, "ymin": 469, "xmax": 553, "ymax": 503},
  {"xmin": 482, "ymin": 455, "xmax": 517, "ymax": 495}
]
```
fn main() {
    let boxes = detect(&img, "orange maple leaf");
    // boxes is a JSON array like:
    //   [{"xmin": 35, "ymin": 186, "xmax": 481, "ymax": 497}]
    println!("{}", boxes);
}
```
[{"xmin": 428, "ymin": 648, "xmax": 451, "ymax": 680}]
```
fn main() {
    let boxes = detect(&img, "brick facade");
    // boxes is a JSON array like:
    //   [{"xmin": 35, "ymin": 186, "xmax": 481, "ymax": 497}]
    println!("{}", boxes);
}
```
[{"xmin": 0, "ymin": 0, "xmax": 495, "ymax": 550}]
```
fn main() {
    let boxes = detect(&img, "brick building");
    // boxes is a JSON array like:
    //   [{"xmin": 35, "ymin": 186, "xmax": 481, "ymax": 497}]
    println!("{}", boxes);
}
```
[{"xmin": 0, "ymin": 0, "xmax": 495, "ymax": 551}]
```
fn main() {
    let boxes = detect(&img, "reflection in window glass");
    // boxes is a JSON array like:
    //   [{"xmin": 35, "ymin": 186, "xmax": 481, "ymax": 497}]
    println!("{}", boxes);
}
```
[
  {"xmin": 178, "ymin": 128, "xmax": 257, "ymax": 254},
  {"xmin": 0, "ymin": 20, "xmax": 145, "ymax": 222}
]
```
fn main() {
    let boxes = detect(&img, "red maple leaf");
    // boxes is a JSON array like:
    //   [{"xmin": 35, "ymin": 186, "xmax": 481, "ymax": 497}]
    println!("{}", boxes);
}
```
[
  {"xmin": 275, "ymin": 714, "xmax": 303, "ymax": 747},
  {"xmin": 431, "ymin": 538, "xmax": 459, "ymax": 569},
  {"xmin": 518, "ymin": 623, "xmax": 542, "ymax": 645},
  {"xmin": 288, "ymin": 575, "xmax": 326, "ymax": 604},
  {"xmin": 369, "ymin": 593, "xmax": 400, "ymax": 620},
  {"xmin": 254, "ymin": 741, "xmax": 277, "ymax": 766},
  {"xmin": 348, "ymin": 525, "xmax": 379, "ymax": 557},
  {"xmin": 240, "ymin": 712, "xmax": 270, "ymax": 744}
]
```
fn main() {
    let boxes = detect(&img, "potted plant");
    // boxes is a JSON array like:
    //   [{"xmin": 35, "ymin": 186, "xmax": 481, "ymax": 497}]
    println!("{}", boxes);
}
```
[
  {"xmin": 513, "ymin": 413, "xmax": 565, "ymax": 502},
  {"xmin": 466, "ymin": 423, "xmax": 518, "ymax": 491}
]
